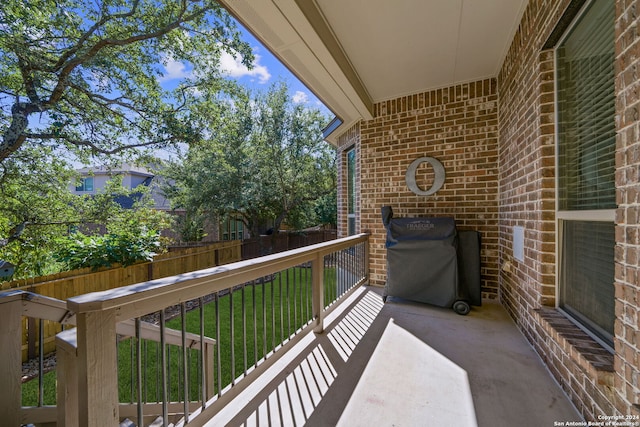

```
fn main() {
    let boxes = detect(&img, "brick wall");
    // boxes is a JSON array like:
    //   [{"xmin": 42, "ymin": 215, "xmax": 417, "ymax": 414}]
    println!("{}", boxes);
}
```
[
  {"xmin": 348, "ymin": 80, "xmax": 500, "ymax": 297},
  {"xmin": 333, "ymin": 0, "xmax": 640, "ymax": 417},
  {"xmin": 613, "ymin": 0, "xmax": 640, "ymax": 416},
  {"xmin": 497, "ymin": 0, "xmax": 640, "ymax": 418},
  {"xmin": 497, "ymin": 0, "xmax": 566, "ymax": 323}
]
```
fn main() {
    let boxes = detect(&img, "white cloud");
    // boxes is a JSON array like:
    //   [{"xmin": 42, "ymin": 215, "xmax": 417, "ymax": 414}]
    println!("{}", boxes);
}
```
[
  {"xmin": 292, "ymin": 90, "xmax": 309, "ymax": 104},
  {"xmin": 159, "ymin": 56, "xmax": 193, "ymax": 82},
  {"xmin": 219, "ymin": 50, "xmax": 271, "ymax": 84}
]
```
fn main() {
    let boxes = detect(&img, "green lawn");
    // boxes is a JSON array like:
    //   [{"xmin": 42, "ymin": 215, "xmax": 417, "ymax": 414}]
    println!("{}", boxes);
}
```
[{"xmin": 22, "ymin": 266, "xmax": 339, "ymax": 406}]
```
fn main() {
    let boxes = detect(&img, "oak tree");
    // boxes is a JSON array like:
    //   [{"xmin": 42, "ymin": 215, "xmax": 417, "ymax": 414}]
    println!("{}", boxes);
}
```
[{"xmin": 163, "ymin": 82, "xmax": 336, "ymax": 239}]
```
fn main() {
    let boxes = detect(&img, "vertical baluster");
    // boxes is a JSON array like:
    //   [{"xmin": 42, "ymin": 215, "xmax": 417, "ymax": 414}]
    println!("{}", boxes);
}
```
[
  {"xmin": 279, "ymin": 273, "xmax": 284, "ymax": 343},
  {"xmin": 302, "ymin": 265, "xmax": 307, "ymax": 323},
  {"xmin": 181, "ymin": 302, "xmax": 189, "ymax": 423},
  {"xmin": 336, "ymin": 250, "xmax": 340, "ymax": 299},
  {"xmin": 341, "ymin": 249, "xmax": 345, "ymax": 296},
  {"xmin": 143, "ymin": 339, "xmax": 148, "ymax": 404},
  {"xmin": 293, "ymin": 267, "xmax": 300, "ymax": 331},
  {"xmin": 352, "ymin": 246, "xmax": 356, "ymax": 289},
  {"xmin": 286, "ymin": 269, "xmax": 291, "ymax": 338},
  {"xmin": 130, "ymin": 331, "xmax": 135, "ymax": 403},
  {"xmin": 326, "ymin": 253, "xmax": 332, "ymax": 306},
  {"xmin": 160, "ymin": 310, "xmax": 168, "ymax": 426},
  {"xmin": 298, "ymin": 265, "xmax": 306, "ymax": 326},
  {"xmin": 341, "ymin": 249, "xmax": 346, "ymax": 297},
  {"xmin": 155, "ymin": 340, "xmax": 160, "ymax": 402},
  {"xmin": 356, "ymin": 243, "xmax": 360, "ymax": 283},
  {"xmin": 230, "ymin": 288, "xmax": 235, "ymax": 386},
  {"xmin": 325, "ymin": 254, "xmax": 330, "ymax": 306},
  {"xmin": 177, "ymin": 332, "xmax": 182, "ymax": 401},
  {"xmin": 252, "ymin": 280, "xmax": 257, "ymax": 366},
  {"xmin": 242, "ymin": 284, "xmax": 247, "ymax": 377},
  {"xmin": 38, "ymin": 319, "xmax": 44, "ymax": 406},
  {"xmin": 199, "ymin": 297, "xmax": 206, "ymax": 408},
  {"xmin": 262, "ymin": 277, "xmax": 266, "ymax": 359},
  {"xmin": 215, "ymin": 292, "xmax": 221, "ymax": 397},
  {"xmin": 167, "ymin": 332, "xmax": 172, "ymax": 403},
  {"xmin": 307, "ymin": 263, "xmax": 311, "ymax": 323},
  {"xmin": 343, "ymin": 248, "xmax": 348, "ymax": 294},
  {"xmin": 360, "ymin": 242, "xmax": 364, "ymax": 281},
  {"xmin": 360, "ymin": 242, "xmax": 363, "ymax": 282},
  {"xmin": 271, "ymin": 274, "xmax": 275, "ymax": 353},
  {"xmin": 135, "ymin": 318, "xmax": 143, "ymax": 426}
]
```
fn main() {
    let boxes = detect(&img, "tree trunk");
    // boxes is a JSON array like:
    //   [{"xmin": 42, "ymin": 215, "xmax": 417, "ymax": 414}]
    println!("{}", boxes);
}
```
[{"xmin": 1, "ymin": 102, "xmax": 33, "ymax": 162}]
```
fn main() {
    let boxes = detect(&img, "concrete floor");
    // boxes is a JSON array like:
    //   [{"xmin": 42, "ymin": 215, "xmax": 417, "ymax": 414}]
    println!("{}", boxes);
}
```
[{"xmin": 207, "ymin": 286, "xmax": 582, "ymax": 427}]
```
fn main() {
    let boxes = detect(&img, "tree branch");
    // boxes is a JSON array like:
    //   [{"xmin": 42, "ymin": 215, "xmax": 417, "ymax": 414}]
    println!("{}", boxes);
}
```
[
  {"xmin": 44, "ymin": 2, "xmax": 213, "ymax": 109},
  {"xmin": 24, "ymin": 132, "xmax": 179, "ymax": 154}
]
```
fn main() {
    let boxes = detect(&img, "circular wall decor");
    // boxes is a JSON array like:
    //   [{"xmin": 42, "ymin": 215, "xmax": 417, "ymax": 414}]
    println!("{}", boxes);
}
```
[{"xmin": 405, "ymin": 157, "xmax": 445, "ymax": 196}]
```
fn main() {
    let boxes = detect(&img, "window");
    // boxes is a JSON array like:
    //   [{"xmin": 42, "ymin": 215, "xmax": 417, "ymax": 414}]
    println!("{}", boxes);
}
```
[
  {"xmin": 346, "ymin": 148, "xmax": 356, "ymax": 236},
  {"xmin": 556, "ymin": 0, "xmax": 615, "ymax": 348},
  {"xmin": 75, "ymin": 177, "xmax": 94, "ymax": 192},
  {"xmin": 221, "ymin": 216, "xmax": 244, "ymax": 241}
]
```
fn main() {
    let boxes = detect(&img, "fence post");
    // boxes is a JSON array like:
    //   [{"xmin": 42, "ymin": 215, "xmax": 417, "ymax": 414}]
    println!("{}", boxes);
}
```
[
  {"xmin": 312, "ymin": 252, "xmax": 325, "ymax": 333},
  {"xmin": 0, "ymin": 297, "xmax": 22, "ymax": 427},
  {"xmin": 75, "ymin": 308, "xmax": 119, "ymax": 426}
]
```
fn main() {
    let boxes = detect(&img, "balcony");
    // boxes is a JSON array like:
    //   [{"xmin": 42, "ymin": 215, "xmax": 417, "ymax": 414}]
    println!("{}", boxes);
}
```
[{"xmin": 1, "ymin": 234, "xmax": 580, "ymax": 426}]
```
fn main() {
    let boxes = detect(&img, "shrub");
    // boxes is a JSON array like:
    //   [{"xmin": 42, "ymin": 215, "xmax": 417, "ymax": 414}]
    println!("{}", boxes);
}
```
[{"xmin": 56, "ymin": 228, "xmax": 161, "ymax": 270}]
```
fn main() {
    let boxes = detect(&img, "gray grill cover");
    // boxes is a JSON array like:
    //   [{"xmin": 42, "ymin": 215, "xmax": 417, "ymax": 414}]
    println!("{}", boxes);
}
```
[{"xmin": 384, "ymin": 216, "xmax": 459, "ymax": 307}]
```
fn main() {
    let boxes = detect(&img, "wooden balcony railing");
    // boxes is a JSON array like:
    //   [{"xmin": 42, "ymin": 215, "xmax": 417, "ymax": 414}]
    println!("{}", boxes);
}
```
[{"xmin": 0, "ymin": 233, "xmax": 369, "ymax": 427}]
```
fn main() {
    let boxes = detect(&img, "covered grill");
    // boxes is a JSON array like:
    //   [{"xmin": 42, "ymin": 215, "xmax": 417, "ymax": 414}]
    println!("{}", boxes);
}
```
[{"xmin": 382, "ymin": 206, "xmax": 481, "ymax": 315}]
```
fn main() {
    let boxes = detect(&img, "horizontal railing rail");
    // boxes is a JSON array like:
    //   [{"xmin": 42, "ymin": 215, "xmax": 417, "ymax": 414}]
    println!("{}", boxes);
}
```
[{"xmin": 65, "ymin": 233, "xmax": 369, "ymax": 426}]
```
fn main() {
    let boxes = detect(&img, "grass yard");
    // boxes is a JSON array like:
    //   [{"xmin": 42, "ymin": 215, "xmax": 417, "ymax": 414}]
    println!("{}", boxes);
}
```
[{"xmin": 22, "ymin": 266, "xmax": 339, "ymax": 406}]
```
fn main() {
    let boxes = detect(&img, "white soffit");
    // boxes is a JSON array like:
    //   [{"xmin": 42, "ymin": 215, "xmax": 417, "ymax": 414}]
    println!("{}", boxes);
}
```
[{"xmin": 315, "ymin": 0, "xmax": 528, "ymax": 103}]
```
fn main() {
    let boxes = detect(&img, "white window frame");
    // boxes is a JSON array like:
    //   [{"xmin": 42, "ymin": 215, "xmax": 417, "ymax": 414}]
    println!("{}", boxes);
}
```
[
  {"xmin": 75, "ymin": 176, "xmax": 94, "ymax": 192},
  {"xmin": 554, "ymin": 0, "xmax": 616, "ymax": 352}
]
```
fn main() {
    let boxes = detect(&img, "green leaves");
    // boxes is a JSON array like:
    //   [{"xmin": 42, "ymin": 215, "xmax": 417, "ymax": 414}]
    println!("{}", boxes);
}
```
[
  {"xmin": 0, "ymin": 146, "xmax": 172, "ymax": 278},
  {"xmin": 55, "ymin": 228, "xmax": 161, "ymax": 270},
  {"xmin": 0, "ymin": 0, "xmax": 253, "ymax": 162},
  {"xmin": 163, "ymin": 82, "xmax": 336, "ymax": 239}
]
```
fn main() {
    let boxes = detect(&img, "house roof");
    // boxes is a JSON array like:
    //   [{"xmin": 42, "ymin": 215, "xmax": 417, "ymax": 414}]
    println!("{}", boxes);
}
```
[
  {"xmin": 76, "ymin": 163, "xmax": 154, "ymax": 177},
  {"xmin": 218, "ymin": 0, "xmax": 528, "ymax": 144}
]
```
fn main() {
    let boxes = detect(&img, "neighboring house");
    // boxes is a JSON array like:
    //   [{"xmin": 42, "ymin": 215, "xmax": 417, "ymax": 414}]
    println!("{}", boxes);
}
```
[
  {"xmin": 70, "ymin": 164, "xmax": 172, "ymax": 211},
  {"xmin": 0, "ymin": 260, "xmax": 15, "ymax": 278},
  {"xmin": 71, "ymin": 164, "xmax": 248, "ymax": 242},
  {"xmin": 222, "ymin": 0, "xmax": 640, "ymax": 420}
]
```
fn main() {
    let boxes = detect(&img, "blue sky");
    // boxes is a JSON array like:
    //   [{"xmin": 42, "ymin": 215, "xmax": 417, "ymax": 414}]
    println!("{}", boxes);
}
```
[{"xmin": 160, "ymin": 25, "xmax": 331, "ymax": 116}]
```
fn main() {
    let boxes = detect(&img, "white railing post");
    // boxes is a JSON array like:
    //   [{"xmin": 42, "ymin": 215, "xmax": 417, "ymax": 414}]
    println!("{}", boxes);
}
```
[
  {"xmin": 57, "ymin": 329, "xmax": 79, "ymax": 427},
  {"xmin": 312, "ymin": 252, "xmax": 325, "ymax": 333},
  {"xmin": 0, "ymin": 297, "xmax": 22, "ymax": 427},
  {"xmin": 75, "ymin": 309, "xmax": 119, "ymax": 426},
  {"xmin": 364, "ymin": 234, "xmax": 370, "ymax": 284},
  {"xmin": 205, "ymin": 342, "xmax": 215, "ymax": 400}
]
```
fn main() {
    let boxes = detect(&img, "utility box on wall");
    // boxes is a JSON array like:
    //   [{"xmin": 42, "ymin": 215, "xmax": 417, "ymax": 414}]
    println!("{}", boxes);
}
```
[{"xmin": 0, "ymin": 260, "xmax": 15, "ymax": 278}]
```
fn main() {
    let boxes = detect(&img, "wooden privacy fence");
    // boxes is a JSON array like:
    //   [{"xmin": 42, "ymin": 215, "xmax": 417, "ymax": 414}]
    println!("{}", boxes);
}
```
[
  {"xmin": 241, "ymin": 229, "xmax": 337, "ymax": 259},
  {"xmin": 1, "ymin": 240, "xmax": 241, "ymax": 361}
]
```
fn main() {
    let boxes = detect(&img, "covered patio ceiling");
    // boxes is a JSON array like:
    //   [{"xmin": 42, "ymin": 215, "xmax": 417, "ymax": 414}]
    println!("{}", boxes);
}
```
[{"xmin": 218, "ymin": 0, "xmax": 528, "ymax": 144}]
